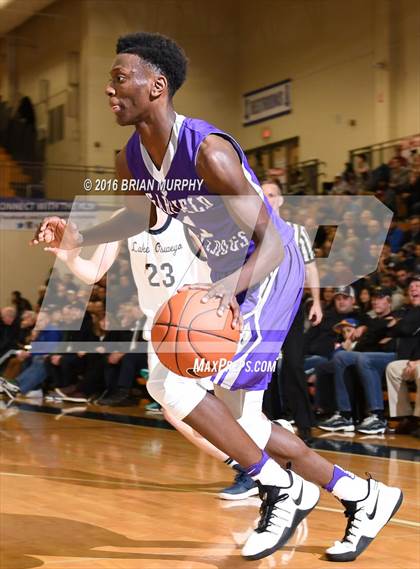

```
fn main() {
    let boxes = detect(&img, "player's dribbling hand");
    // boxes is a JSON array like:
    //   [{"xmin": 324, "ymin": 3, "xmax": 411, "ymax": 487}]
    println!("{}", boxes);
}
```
[
  {"xmin": 30, "ymin": 217, "xmax": 82, "ymax": 250},
  {"xmin": 178, "ymin": 282, "xmax": 243, "ymax": 331}
]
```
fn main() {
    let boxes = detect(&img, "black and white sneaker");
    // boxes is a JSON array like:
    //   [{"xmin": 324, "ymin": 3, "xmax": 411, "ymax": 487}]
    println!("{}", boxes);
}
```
[
  {"xmin": 0, "ymin": 377, "xmax": 20, "ymax": 394},
  {"xmin": 326, "ymin": 477, "xmax": 403, "ymax": 562},
  {"xmin": 242, "ymin": 470, "xmax": 320, "ymax": 560},
  {"xmin": 356, "ymin": 414, "xmax": 387, "ymax": 435},
  {"xmin": 318, "ymin": 413, "xmax": 355, "ymax": 432}
]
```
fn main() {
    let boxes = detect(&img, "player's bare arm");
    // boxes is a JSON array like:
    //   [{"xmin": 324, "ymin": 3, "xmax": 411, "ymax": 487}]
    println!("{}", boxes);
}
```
[
  {"xmin": 182, "ymin": 135, "xmax": 284, "ymax": 326},
  {"xmin": 30, "ymin": 148, "xmax": 153, "ymax": 249},
  {"xmin": 305, "ymin": 260, "xmax": 323, "ymax": 325}
]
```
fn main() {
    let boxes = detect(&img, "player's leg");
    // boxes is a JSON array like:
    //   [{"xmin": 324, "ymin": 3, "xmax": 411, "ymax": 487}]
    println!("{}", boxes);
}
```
[
  {"xmin": 149, "ymin": 241, "xmax": 402, "ymax": 560},
  {"xmin": 162, "ymin": 407, "xmax": 228, "ymax": 462},
  {"xmin": 214, "ymin": 385, "xmax": 295, "ymax": 500},
  {"xmin": 148, "ymin": 344, "xmax": 401, "ymax": 562},
  {"xmin": 208, "ymin": 241, "xmax": 402, "ymax": 560},
  {"xmin": 146, "ymin": 337, "xmax": 321, "ymax": 560}
]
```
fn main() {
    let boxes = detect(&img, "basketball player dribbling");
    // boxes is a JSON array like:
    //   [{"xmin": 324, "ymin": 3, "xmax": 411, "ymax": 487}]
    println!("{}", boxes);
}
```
[{"xmin": 32, "ymin": 33, "xmax": 402, "ymax": 562}]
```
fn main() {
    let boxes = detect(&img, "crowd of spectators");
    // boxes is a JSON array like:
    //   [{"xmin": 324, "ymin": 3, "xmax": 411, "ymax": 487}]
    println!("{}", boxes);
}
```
[
  {"xmin": 329, "ymin": 145, "xmax": 420, "ymax": 218},
  {"xmin": 0, "ymin": 146, "xmax": 419, "ymax": 441},
  {"xmin": 288, "ymin": 149, "xmax": 419, "ymax": 438},
  {"xmin": 0, "ymin": 246, "xmax": 148, "ymax": 407}
]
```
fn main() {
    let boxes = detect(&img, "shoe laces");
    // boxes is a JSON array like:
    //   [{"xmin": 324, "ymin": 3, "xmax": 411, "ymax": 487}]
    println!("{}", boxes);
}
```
[
  {"xmin": 233, "ymin": 467, "xmax": 254, "ymax": 487},
  {"xmin": 233, "ymin": 469, "xmax": 247, "ymax": 484},
  {"xmin": 340, "ymin": 474, "xmax": 372, "ymax": 545},
  {"xmin": 256, "ymin": 489, "xmax": 291, "ymax": 533},
  {"xmin": 341, "ymin": 500, "xmax": 363, "ymax": 545}
]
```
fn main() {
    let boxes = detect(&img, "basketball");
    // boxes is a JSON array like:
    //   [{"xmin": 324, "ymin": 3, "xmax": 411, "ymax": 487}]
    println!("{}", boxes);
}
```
[{"xmin": 151, "ymin": 289, "xmax": 240, "ymax": 378}]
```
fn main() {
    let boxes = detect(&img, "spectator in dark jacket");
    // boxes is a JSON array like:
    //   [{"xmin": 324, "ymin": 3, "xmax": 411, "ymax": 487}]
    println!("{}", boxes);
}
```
[
  {"xmin": 0, "ymin": 306, "xmax": 20, "ymax": 358},
  {"xmin": 304, "ymin": 286, "xmax": 366, "ymax": 368},
  {"xmin": 2, "ymin": 312, "xmax": 62, "ymax": 397},
  {"xmin": 386, "ymin": 220, "xmax": 406, "ymax": 253},
  {"xmin": 318, "ymin": 287, "xmax": 399, "ymax": 434},
  {"xmin": 11, "ymin": 290, "xmax": 32, "ymax": 315}
]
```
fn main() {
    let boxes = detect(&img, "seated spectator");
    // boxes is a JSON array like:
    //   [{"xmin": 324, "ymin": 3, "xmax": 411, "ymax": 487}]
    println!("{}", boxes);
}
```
[
  {"xmin": 386, "ymin": 359, "xmax": 419, "ymax": 438},
  {"xmin": 331, "ymin": 174, "xmax": 350, "ymax": 195},
  {"xmin": 364, "ymin": 219, "xmax": 382, "ymax": 249},
  {"xmin": 378, "ymin": 243, "xmax": 398, "ymax": 273},
  {"xmin": 1, "ymin": 312, "xmax": 62, "ymax": 398},
  {"xmin": 46, "ymin": 304, "xmax": 94, "ymax": 395},
  {"xmin": 318, "ymin": 287, "xmax": 398, "ymax": 434},
  {"xmin": 378, "ymin": 273, "xmax": 405, "ymax": 310},
  {"xmin": 389, "ymin": 157, "xmax": 410, "ymax": 195},
  {"xmin": 320, "ymin": 287, "xmax": 335, "ymax": 311},
  {"xmin": 404, "ymin": 215, "xmax": 420, "ymax": 246},
  {"xmin": 360, "ymin": 209, "xmax": 373, "ymax": 229},
  {"xmin": 97, "ymin": 345, "xmax": 148, "ymax": 407},
  {"xmin": 54, "ymin": 315, "xmax": 126, "ymax": 403},
  {"xmin": 0, "ymin": 306, "xmax": 20, "ymax": 358},
  {"xmin": 386, "ymin": 220, "xmax": 405, "ymax": 253},
  {"xmin": 331, "ymin": 260, "xmax": 354, "ymax": 284},
  {"xmin": 385, "ymin": 276, "xmax": 420, "ymax": 436},
  {"xmin": 304, "ymin": 285, "xmax": 367, "ymax": 374},
  {"xmin": 375, "ymin": 180, "xmax": 396, "ymax": 212},
  {"xmin": 413, "ymin": 243, "xmax": 420, "ymax": 274},
  {"xmin": 357, "ymin": 287, "xmax": 373, "ymax": 315},
  {"xmin": 11, "ymin": 290, "xmax": 32, "ymax": 315},
  {"xmin": 354, "ymin": 153, "xmax": 370, "ymax": 186},
  {"xmin": 395, "ymin": 264, "xmax": 413, "ymax": 290},
  {"xmin": 392, "ymin": 145, "xmax": 410, "ymax": 168},
  {"xmin": 2, "ymin": 310, "xmax": 36, "ymax": 379},
  {"xmin": 407, "ymin": 156, "xmax": 420, "ymax": 214}
]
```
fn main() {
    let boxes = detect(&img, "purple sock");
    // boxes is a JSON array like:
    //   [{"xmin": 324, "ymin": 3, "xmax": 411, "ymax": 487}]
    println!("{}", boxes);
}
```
[
  {"xmin": 324, "ymin": 464, "xmax": 352, "ymax": 492},
  {"xmin": 244, "ymin": 450, "xmax": 270, "ymax": 477}
]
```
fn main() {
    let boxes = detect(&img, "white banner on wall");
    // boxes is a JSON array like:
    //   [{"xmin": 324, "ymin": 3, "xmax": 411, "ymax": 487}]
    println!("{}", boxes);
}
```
[
  {"xmin": 243, "ymin": 79, "xmax": 292, "ymax": 126},
  {"xmin": 0, "ymin": 199, "xmax": 97, "ymax": 230}
]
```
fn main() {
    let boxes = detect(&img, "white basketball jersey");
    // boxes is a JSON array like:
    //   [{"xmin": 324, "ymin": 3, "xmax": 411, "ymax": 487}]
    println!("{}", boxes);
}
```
[{"xmin": 128, "ymin": 210, "xmax": 210, "ymax": 339}]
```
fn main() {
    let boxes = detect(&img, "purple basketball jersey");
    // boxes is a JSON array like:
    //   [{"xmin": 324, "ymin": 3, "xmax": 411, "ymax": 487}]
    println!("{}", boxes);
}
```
[
  {"xmin": 125, "ymin": 114, "xmax": 294, "ymax": 278},
  {"xmin": 125, "ymin": 114, "xmax": 304, "ymax": 391}
]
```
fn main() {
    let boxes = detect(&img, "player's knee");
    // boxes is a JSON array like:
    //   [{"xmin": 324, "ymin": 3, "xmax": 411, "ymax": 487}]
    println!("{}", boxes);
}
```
[
  {"xmin": 146, "ymin": 379, "xmax": 166, "ymax": 407},
  {"xmin": 146, "ymin": 377, "xmax": 206, "ymax": 420},
  {"xmin": 237, "ymin": 415, "xmax": 272, "ymax": 449}
]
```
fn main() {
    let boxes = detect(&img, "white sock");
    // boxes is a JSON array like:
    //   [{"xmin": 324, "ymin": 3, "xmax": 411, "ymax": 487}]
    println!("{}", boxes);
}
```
[
  {"xmin": 332, "ymin": 473, "xmax": 369, "ymax": 501},
  {"xmin": 253, "ymin": 458, "xmax": 291, "ymax": 487}
]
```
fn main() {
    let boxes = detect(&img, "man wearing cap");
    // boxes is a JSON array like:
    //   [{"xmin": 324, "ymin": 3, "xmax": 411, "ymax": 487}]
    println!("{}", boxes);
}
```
[
  {"xmin": 304, "ymin": 286, "xmax": 366, "ymax": 373},
  {"xmin": 319, "ymin": 286, "xmax": 399, "ymax": 434},
  {"xmin": 303, "ymin": 286, "xmax": 369, "ymax": 415}
]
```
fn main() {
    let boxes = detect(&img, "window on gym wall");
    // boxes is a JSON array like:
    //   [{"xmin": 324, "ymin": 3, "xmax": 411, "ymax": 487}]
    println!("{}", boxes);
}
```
[
  {"xmin": 48, "ymin": 105, "xmax": 64, "ymax": 144},
  {"xmin": 245, "ymin": 137, "xmax": 299, "ymax": 190}
]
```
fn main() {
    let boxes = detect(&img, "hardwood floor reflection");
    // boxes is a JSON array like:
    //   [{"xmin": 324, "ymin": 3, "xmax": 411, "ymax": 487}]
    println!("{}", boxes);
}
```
[{"xmin": 0, "ymin": 406, "xmax": 418, "ymax": 569}]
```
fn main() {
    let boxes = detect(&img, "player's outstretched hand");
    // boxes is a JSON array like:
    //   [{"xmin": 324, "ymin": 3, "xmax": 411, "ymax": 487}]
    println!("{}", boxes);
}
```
[
  {"xmin": 30, "ymin": 217, "xmax": 82, "ymax": 250},
  {"xmin": 178, "ymin": 282, "xmax": 243, "ymax": 331}
]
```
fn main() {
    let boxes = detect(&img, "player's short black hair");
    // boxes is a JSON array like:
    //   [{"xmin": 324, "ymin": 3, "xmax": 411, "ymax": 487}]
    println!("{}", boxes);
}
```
[{"xmin": 116, "ymin": 32, "xmax": 187, "ymax": 97}]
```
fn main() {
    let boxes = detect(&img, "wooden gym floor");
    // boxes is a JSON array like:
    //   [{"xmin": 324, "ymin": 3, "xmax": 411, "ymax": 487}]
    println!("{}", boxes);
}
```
[{"xmin": 0, "ymin": 400, "xmax": 419, "ymax": 569}]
